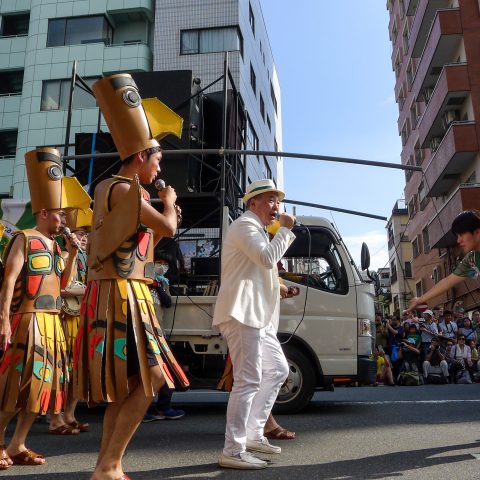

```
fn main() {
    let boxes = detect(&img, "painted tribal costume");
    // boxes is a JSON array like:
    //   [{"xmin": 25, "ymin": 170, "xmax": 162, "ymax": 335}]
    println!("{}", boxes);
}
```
[
  {"xmin": 0, "ymin": 148, "xmax": 91, "ymax": 414},
  {"xmin": 74, "ymin": 74, "xmax": 189, "ymax": 405}
]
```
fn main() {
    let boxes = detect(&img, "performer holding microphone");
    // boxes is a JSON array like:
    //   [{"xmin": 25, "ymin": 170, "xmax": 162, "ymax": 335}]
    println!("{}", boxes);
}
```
[
  {"xmin": 214, "ymin": 179, "xmax": 296, "ymax": 470},
  {"xmin": 0, "ymin": 148, "xmax": 91, "ymax": 468},
  {"xmin": 74, "ymin": 73, "xmax": 189, "ymax": 480}
]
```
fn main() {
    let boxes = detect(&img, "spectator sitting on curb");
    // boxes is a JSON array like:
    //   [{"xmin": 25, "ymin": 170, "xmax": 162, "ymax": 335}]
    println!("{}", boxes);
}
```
[
  {"xmin": 451, "ymin": 335, "xmax": 473, "ymax": 384},
  {"xmin": 472, "ymin": 310, "xmax": 480, "ymax": 345},
  {"xmin": 375, "ymin": 345, "xmax": 395, "ymax": 386},
  {"xmin": 459, "ymin": 317, "xmax": 477, "ymax": 345},
  {"xmin": 438, "ymin": 310, "xmax": 458, "ymax": 342},
  {"xmin": 405, "ymin": 323, "xmax": 421, "ymax": 349},
  {"xmin": 423, "ymin": 338, "xmax": 449, "ymax": 383},
  {"xmin": 469, "ymin": 339, "xmax": 479, "ymax": 381},
  {"xmin": 375, "ymin": 312, "xmax": 388, "ymax": 350}
]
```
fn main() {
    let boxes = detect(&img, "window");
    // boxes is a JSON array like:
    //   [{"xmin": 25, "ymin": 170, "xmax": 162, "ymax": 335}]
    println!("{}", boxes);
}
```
[
  {"xmin": 259, "ymin": 93, "xmax": 265, "ymax": 121},
  {"xmin": 266, "ymin": 115, "xmax": 271, "ymax": 132},
  {"xmin": 419, "ymin": 181, "xmax": 428, "ymax": 211},
  {"xmin": 280, "ymin": 227, "xmax": 349, "ymax": 295},
  {"xmin": 0, "ymin": 13, "xmax": 29, "ymax": 36},
  {"xmin": 47, "ymin": 16, "xmax": 112, "ymax": 47},
  {"xmin": 398, "ymin": 85, "xmax": 405, "ymax": 110},
  {"xmin": 250, "ymin": 63, "xmax": 256, "ymax": 96},
  {"xmin": 408, "ymin": 194, "xmax": 417, "ymax": 219},
  {"xmin": 405, "ymin": 156, "xmax": 413, "ymax": 182},
  {"xmin": 415, "ymin": 279, "xmax": 423, "ymax": 297},
  {"xmin": 405, "ymin": 261, "xmax": 412, "ymax": 278},
  {"xmin": 410, "ymin": 102, "xmax": 419, "ymax": 129},
  {"xmin": 249, "ymin": 2, "xmax": 255, "ymax": 36},
  {"xmin": 41, "ymin": 77, "xmax": 98, "ymax": 111},
  {"xmin": 433, "ymin": 266, "xmax": 441, "ymax": 284},
  {"xmin": 270, "ymin": 82, "xmax": 278, "ymax": 114},
  {"xmin": 422, "ymin": 226, "xmax": 430, "ymax": 254},
  {"xmin": 391, "ymin": 260, "xmax": 398, "ymax": 284},
  {"xmin": 406, "ymin": 58, "xmax": 415, "ymax": 90},
  {"xmin": 414, "ymin": 141, "xmax": 423, "ymax": 166},
  {"xmin": 0, "ymin": 130, "xmax": 18, "ymax": 156},
  {"xmin": 246, "ymin": 116, "xmax": 259, "ymax": 152},
  {"xmin": 180, "ymin": 26, "xmax": 243, "ymax": 56},
  {"xmin": 402, "ymin": 26, "xmax": 409, "ymax": 55},
  {"xmin": 0, "ymin": 70, "xmax": 24, "ymax": 95},
  {"xmin": 263, "ymin": 157, "xmax": 272, "ymax": 179},
  {"xmin": 412, "ymin": 237, "xmax": 420, "ymax": 258}
]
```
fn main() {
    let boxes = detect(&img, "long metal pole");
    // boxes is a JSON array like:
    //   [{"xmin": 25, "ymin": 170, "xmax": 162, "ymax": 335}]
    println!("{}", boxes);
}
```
[
  {"xmin": 63, "ymin": 60, "xmax": 77, "ymax": 174},
  {"xmin": 63, "ymin": 149, "xmax": 422, "ymax": 172},
  {"xmin": 283, "ymin": 199, "xmax": 388, "ymax": 221},
  {"xmin": 218, "ymin": 51, "xmax": 229, "ymax": 283}
]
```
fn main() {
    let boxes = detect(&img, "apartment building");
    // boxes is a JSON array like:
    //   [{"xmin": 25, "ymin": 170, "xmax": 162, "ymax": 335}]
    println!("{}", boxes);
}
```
[
  {"xmin": 386, "ymin": 199, "xmax": 416, "ymax": 314},
  {"xmin": 0, "ymin": 0, "xmax": 281, "ymax": 200},
  {"xmin": 388, "ymin": 0, "xmax": 480, "ymax": 311}
]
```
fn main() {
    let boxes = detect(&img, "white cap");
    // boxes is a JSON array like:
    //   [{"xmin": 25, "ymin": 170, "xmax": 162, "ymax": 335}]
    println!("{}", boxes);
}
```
[{"xmin": 423, "ymin": 309, "xmax": 434, "ymax": 317}]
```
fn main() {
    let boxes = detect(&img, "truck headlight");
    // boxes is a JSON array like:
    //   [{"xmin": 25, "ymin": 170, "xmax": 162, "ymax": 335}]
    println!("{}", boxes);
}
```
[{"xmin": 358, "ymin": 318, "xmax": 373, "ymax": 337}]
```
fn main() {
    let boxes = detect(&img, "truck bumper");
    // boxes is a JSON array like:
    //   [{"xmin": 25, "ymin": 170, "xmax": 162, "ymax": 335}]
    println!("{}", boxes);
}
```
[{"xmin": 357, "ymin": 356, "xmax": 376, "ymax": 385}]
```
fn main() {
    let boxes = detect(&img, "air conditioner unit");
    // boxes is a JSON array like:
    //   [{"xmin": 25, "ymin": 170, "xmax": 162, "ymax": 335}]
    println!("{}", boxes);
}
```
[
  {"xmin": 429, "ymin": 136, "xmax": 442, "ymax": 152},
  {"xmin": 441, "ymin": 110, "xmax": 459, "ymax": 130}
]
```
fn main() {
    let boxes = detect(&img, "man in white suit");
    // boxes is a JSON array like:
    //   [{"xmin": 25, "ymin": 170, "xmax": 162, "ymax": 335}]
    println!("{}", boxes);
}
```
[{"xmin": 213, "ymin": 179, "xmax": 296, "ymax": 469}]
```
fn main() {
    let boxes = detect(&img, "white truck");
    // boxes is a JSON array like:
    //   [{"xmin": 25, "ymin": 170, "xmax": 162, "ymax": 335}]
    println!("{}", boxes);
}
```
[{"xmin": 162, "ymin": 215, "xmax": 376, "ymax": 413}]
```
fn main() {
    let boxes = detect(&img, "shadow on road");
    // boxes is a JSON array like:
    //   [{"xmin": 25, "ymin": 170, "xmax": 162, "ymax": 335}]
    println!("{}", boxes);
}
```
[{"xmin": 7, "ymin": 441, "xmax": 480, "ymax": 480}]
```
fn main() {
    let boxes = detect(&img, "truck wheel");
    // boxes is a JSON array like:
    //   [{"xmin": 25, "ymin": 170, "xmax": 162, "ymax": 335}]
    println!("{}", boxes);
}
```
[{"xmin": 274, "ymin": 344, "xmax": 316, "ymax": 414}]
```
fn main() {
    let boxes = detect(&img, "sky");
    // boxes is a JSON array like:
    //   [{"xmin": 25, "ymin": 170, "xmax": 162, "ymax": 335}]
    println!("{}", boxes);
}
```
[{"xmin": 260, "ymin": 1, "xmax": 403, "ymax": 270}]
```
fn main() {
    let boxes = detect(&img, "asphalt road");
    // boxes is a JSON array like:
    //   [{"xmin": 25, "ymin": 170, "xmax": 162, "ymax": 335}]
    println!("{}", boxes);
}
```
[{"xmin": 4, "ymin": 385, "xmax": 480, "ymax": 479}]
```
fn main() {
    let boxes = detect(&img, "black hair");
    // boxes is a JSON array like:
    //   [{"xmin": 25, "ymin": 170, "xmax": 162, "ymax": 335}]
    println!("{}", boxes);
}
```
[
  {"xmin": 123, "ymin": 146, "xmax": 162, "ymax": 166},
  {"xmin": 155, "ymin": 250, "xmax": 174, "ymax": 264},
  {"xmin": 443, "ymin": 310, "xmax": 452, "ymax": 315},
  {"xmin": 451, "ymin": 210, "xmax": 480, "ymax": 236}
]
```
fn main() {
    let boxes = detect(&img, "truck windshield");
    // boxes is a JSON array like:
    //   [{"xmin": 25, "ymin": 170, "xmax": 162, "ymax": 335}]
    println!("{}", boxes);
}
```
[{"xmin": 280, "ymin": 226, "xmax": 348, "ymax": 295}]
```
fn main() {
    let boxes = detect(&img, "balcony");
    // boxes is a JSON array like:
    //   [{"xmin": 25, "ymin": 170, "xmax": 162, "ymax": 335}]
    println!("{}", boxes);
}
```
[
  {"xmin": 0, "ymin": 94, "xmax": 21, "ymax": 129},
  {"xmin": 411, "ymin": 1, "xmax": 452, "ymax": 58},
  {"xmin": 106, "ymin": 0, "xmax": 154, "ymax": 20},
  {"xmin": 0, "ymin": 35, "xmax": 27, "ymax": 69},
  {"xmin": 417, "ymin": 63, "xmax": 470, "ymax": 149},
  {"xmin": 428, "ymin": 184, "xmax": 480, "ymax": 248},
  {"xmin": 424, "ymin": 122, "xmax": 478, "ymax": 197},
  {"xmin": 411, "ymin": 8, "xmax": 462, "ymax": 100},
  {"xmin": 103, "ymin": 42, "xmax": 152, "ymax": 72}
]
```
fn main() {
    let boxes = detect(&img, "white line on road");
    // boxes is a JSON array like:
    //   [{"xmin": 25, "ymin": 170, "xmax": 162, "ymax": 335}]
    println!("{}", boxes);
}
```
[{"xmin": 322, "ymin": 400, "xmax": 480, "ymax": 405}]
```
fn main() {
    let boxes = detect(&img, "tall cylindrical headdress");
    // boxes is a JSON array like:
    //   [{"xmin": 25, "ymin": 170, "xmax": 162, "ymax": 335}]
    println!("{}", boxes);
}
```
[
  {"xmin": 25, "ymin": 148, "xmax": 91, "ymax": 214},
  {"xmin": 92, "ymin": 74, "xmax": 183, "ymax": 160}
]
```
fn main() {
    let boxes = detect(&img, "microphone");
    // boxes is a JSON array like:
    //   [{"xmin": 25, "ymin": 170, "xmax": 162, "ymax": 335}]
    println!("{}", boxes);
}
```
[
  {"xmin": 155, "ymin": 179, "xmax": 182, "ymax": 227},
  {"xmin": 62, "ymin": 226, "xmax": 81, "ymax": 250}
]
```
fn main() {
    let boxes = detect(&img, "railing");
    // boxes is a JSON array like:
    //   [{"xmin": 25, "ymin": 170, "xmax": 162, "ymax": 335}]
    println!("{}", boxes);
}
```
[
  {"xmin": 0, "ymin": 93, "xmax": 21, "ymax": 97},
  {"xmin": 0, "ymin": 34, "xmax": 27, "ymax": 39}
]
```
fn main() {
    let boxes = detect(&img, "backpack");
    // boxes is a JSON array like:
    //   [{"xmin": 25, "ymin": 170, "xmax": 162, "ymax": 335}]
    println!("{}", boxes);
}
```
[
  {"xmin": 399, "ymin": 370, "xmax": 422, "ymax": 386},
  {"xmin": 426, "ymin": 374, "xmax": 448, "ymax": 385}
]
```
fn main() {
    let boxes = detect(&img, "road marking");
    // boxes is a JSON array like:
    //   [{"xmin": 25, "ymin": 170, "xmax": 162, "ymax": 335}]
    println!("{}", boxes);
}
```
[{"xmin": 320, "ymin": 400, "xmax": 480, "ymax": 405}]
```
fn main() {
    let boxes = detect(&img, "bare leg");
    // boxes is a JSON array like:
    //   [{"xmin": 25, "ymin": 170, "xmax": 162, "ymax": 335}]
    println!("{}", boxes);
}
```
[
  {"xmin": 92, "ymin": 366, "xmax": 165, "ymax": 480},
  {"xmin": 264, "ymin": 413, "xmax": 278, "ymax": 434},
  {"xmin": 7, "ymin": 411, "xmax": 46, "ymax": 464},
  {"xmin": 63, "ymin": 382, "xmax": 81, "ymax": 425},
  {"xmin": 0, "ymin": 410, "xmax": 16, "ymax": 467}
]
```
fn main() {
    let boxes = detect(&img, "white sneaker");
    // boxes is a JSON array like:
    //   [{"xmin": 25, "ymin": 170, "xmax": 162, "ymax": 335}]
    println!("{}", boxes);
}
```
[
  {"xmin": 246, "ymin": 437, "xmax": 282, "ymax": 454},
  {"xmin": 218, "ymin": 451, "xmax": 268, "ymax": 469}
]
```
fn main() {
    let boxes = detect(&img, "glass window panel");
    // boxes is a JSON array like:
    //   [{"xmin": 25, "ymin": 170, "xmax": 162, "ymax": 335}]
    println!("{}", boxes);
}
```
[
  {"xmin": 41, "ymin": 80, "xmax": 61, "ymax": 111},
  {"xmin": 200, "ymin": 27, "xmax": 238, "ymax": 53},
  {"xmin": 47, "ymin": 18, "xmax": 66, "ymax": 47},
  {"xmin": 180, "ymin": 30, "xmax": 199, "ymax": 54},
  {"xmin": 65, "ymin": 16, "xmax": 106, "ymax": 45}
]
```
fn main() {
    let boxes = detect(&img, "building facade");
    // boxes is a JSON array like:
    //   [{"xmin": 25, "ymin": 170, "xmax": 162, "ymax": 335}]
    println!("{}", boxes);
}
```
[
  {"xmin": 387, "ymin": 0, "xmax": 480, "ymax": 311},
  {"xmin": 153, "ymin": 0, "xmax": 283, "ymax": 188},
  {"xmin": 386, "ymin": 199, "xmax": 416, "ymax": 314},
  {"xmin": 0, "ymin": 0, "xmax": 281, "ymax": 199}
]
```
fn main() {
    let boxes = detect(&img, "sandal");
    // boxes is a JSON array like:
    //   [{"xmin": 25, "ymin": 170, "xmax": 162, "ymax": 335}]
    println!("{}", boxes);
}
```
[
  {"xmin": 68, "ymin": 420, "xmax": 90, "ymax": 432},
  {"xmin": 9, "ymin": 448, "xmax": 47, "ymax": 466},
  {"xmin": 49, "ymin": 424, "xmax": 80, "ymax": 435},
  {"xmin": 264, "ymin": 426, "xmax": 296, "ymax": 440},
  {"xmin": 0, "ymin": 444, "xmax": 11, "ymax": 469}
]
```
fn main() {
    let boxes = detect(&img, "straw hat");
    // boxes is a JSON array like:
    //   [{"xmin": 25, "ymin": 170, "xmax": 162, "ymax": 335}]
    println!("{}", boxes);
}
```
[{"xmin": 242, "ymin": 179, "xmax": 285, "ymax": 204}]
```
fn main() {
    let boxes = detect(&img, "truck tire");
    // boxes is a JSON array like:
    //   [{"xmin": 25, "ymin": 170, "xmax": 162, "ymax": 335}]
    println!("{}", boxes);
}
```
[{"xmin": 274, "ymin": 344, "xmax": 316, "ymax": 414}]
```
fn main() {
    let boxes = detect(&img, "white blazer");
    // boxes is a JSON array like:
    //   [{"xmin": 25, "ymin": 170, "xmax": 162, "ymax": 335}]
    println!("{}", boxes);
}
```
[{"xmin": 212, "ymin": 210, "xmax": 295, "ymax": 329}]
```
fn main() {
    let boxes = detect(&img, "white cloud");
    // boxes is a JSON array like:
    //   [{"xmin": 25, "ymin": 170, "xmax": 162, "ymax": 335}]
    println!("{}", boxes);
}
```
[{"xmin": 343, "ymin": 230, "xmax": 389, "ymax": 272}]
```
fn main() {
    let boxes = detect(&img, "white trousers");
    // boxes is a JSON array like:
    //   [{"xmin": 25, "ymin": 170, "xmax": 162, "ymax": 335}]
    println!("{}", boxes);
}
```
[
  {"xmin": 423, "ymin": 360, "xmax": 449, "ymax": 378},
  {"xmin": 219, "ymin": 319, "xmax": 289, "ymax": 456}
]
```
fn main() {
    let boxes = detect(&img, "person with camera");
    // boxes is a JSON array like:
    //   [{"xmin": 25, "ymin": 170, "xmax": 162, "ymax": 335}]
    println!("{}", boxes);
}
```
[
  {"xmin": 422, "ymin": 338, "xmax": 449, "ymax": 383},
  {"xmin": 438, "ymin": 310, "xmax": 457, "ymax": 342},
  {"xmin": 451, "ymin": 335, "xmax": 473, "ymax": 383},
  {"xmin": 419, "ymin": 310, "xmax": 438, "ymax": 361},
  {"xmin": 375, "ymin": 312, "xmax": 388, "ymax": 350}
]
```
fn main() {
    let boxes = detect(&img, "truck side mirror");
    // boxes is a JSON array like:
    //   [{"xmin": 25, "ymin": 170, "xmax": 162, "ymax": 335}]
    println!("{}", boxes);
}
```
[{"xmin": 360, "ymin": 242, "xmax": 370, "ymax": 271}]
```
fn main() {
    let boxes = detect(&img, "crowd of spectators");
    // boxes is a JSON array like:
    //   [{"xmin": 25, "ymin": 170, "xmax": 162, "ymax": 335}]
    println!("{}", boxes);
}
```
[{"xmin": 374, "ymin": 304, "xmax": 480, "ymax": 386}]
